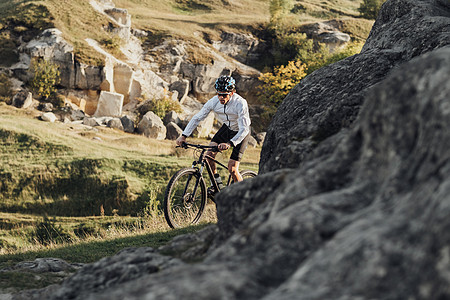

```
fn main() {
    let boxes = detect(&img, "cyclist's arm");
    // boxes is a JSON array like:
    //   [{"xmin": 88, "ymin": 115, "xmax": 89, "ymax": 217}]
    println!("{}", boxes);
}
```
[
  {"xmin": 181, "ymin": 98, "xmax": 216, "ymax": 138},
  {"xmin": 229, "ymin": 101, "xmax": 251, "ymax": 146}
]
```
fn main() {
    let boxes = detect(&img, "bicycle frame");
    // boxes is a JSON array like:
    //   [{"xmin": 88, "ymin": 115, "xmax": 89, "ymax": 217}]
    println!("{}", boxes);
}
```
[{"xmin": 193, "ymin": 148, "xmax": 232, "ymax": 193}]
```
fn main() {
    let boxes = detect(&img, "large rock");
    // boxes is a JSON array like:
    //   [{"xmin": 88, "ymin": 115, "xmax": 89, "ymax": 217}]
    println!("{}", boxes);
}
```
[
  {"xmin": 94, "ymin": 91, "xmax": 124, "ymax": 117},
  {"xmin": 165, "ymin": 122, "xmax": 183, "ymax": 140},
  {"xmin": 120, "ymin": 115, "xmax": 135, "ymax": 133},
  {"xmin": 137, "ymin": 111, "xmax": 166, "ymax": 140},
  {"xmin": 11, "ymin": 91, "xmax": 33, "ymax": 109},
  {"xmin": 260, "ymin": 0, "xmax": 450, "ymax": 174},
  {"xmin": 300, "ymin": 21, "xmax": 351, "ymax": 52}
]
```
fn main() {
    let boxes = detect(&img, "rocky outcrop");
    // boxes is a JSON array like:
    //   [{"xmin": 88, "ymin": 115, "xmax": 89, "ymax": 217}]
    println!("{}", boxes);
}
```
[
  {"xmin": 300, "ymin": 21, "xmax": 351, "ymax": 52},
  {"xmin": 10, "ymin": 1, "xmax": 450, "ymax": 300},
  {"xmin": 260, "ymin": 0, "xmax": 450, "ymax": 173},
  {"xmin": 212, "ymin": 31, "xmax": 266, "ymax": 66}
]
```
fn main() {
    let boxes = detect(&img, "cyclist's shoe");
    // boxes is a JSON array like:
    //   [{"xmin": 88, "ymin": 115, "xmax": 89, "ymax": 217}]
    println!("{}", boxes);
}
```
[
  {"xmin": 214, "ymin": 174, "xmax": 225, "ymax": 190},
  {"xmin": 207, "ymin": 186, "xmax": 216, "ymax": 203}
]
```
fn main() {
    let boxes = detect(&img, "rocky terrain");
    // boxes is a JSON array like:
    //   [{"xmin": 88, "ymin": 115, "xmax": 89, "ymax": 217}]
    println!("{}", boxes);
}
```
[{"xmin": 5, "ymin": 0, "xmax": 450, "ymax": 299}]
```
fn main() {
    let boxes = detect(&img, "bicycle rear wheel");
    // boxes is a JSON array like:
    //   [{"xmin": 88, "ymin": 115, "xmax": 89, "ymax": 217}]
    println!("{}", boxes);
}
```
[{"xmin": 163, "ymin": 168, "xmax": 207, "ymax": 228}]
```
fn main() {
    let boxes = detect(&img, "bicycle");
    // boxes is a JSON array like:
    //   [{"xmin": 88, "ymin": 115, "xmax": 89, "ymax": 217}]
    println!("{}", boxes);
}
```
[{"xmin": 163, "ymin": 142, "xmax": 257, "ymax": 228}]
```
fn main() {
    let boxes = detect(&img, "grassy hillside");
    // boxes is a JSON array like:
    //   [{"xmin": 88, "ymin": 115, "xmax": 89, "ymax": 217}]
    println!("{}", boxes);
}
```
[{"xmin": 0, "ymin": 103, "xmax": 260, "ymax": 251}]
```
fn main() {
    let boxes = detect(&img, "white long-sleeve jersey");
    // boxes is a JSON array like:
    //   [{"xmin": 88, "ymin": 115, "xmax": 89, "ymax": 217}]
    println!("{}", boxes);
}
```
[{"xmin": 182, "ymin": 93, "xmax": 251, "ymax": 146}]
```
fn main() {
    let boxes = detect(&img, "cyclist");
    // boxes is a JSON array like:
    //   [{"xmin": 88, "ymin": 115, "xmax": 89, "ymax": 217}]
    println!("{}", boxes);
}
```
[{"xmin": 176, "ymin": 75, "xmax": 251, "ymax": 183}]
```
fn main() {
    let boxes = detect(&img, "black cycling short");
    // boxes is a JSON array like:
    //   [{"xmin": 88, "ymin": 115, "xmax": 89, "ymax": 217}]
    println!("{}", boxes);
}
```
[{"xmin": 211, "ymin": 124, "xmax": 249, "ymax": 161}]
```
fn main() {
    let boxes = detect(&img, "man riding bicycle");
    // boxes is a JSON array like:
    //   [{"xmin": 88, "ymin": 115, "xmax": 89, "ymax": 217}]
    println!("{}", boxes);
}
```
[{"xmin": 176, "ymin": 75, "xmax": 251, "ymax": 183}]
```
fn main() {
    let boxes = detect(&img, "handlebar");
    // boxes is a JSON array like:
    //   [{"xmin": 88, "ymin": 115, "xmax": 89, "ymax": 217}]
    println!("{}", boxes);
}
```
[{"xmin": 177, "ymin": 142, "xmax": 219, "ymax": 152}]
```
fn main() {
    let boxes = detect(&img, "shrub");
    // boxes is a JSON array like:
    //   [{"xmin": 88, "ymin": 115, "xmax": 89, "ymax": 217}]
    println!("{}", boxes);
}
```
[
  {"xmin": 359, "ymin": 0, "xmax": 386, "ymax": 19},
  {"xmin": 29, "ymin": 58, "xmax": 61, "ymax": 100},
  {"xmin": 258, "ymin": 60, "xmax": 307, "ymax": 106},
  {"xmin": 258, "ymin": 42, "xmax": 362, "ymax": 107},
  {"xmin": 142, "ymin": 94, "xmax": 182, "ymax": 119}
]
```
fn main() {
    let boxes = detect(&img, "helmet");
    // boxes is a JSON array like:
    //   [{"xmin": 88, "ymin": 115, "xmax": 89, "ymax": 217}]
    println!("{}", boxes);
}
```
[{"xmin": 215, "ymin": 75, "xmax": 236, "ymax": 93}]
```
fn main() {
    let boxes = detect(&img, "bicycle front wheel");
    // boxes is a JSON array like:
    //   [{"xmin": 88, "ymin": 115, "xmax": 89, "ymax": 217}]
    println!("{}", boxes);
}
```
[
  {"xmin": 240, "ymin": 170, "xmax": 257, "ymax": 180},
  {"xmin": 163, "ymin": 168, "xmax": 207, "ymax": 228}
]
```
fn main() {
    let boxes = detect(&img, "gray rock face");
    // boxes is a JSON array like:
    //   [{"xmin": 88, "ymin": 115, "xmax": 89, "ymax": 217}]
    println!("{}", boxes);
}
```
[{"xmin": 259, "ymin": 0, "xmax": 450, "ymax": 174}]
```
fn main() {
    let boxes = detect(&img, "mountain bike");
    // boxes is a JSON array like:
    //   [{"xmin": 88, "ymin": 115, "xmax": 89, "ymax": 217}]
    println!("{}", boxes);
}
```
[{"xmin": 163, "ymin": 142, "xmax": 257, "ymax": 228}]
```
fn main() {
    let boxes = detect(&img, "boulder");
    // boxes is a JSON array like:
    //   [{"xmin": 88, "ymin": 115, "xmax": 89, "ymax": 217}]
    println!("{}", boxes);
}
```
[
  {"xmin": 11, "ymin": 91, "xmax": 33, "ymax": 109},
  {"xmin": 165, "ymin": 122, "xmax": 183, "ymax": 140},
  {"xmin": 70, "ymin": 109, "xmax": 86, "ymax": 121},
  {"xmin": 23, "ymin": 28, "xmax": 105, "ymax": 90},
  {"xmin": 94, "ymin": 91, "xmax": 124, "ymax": 117},
  {"xmin": 82, "ymin": 117, "xmax": 100, "ymax": 127},
  {"xmin": 107, "ymin": 118, "xmax": 124, "ymax": 131},
  {"xmin": 120, "ymin": 115, "xmax": 135, "ymax": 133},
  {"xmin": 38, "ymin": 103, "xmax": 54, "ymax": 112},
  {"xmin": 40, "ymin": 112, "xmax": 57, "ymax": 123},
  {"xmin": 137, "ymin": 111, "xmax": 166, "ymax": 140}
]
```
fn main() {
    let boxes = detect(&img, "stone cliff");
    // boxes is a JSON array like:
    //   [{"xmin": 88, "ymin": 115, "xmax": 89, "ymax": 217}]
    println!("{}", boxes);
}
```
[{"xmin": 12, "ymin": 0, "xmax": 450, "ymax": 299}]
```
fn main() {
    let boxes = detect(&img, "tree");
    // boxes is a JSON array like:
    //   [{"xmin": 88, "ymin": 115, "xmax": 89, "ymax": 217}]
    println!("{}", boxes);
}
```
[{"xmin": 359, "ymin": 0, "xmax": 386, "ymax": 19}]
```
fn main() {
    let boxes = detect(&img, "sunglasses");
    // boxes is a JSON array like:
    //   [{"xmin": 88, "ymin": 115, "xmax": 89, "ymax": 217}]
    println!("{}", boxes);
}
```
[{"xmin": 217, "ymin": 93, "xmax": 230, "ymax": 97}]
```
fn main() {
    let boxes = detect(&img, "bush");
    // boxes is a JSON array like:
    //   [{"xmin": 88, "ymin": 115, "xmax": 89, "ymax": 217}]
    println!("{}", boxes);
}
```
[
  {"xmin": 258, "ymin": 60, "xmax": 307, "ymax": 106},
  {"xmin": 29, "ymin": 58, "xmax": 61, "ymax": 100},
  {"xmin": 258, "ymin": 41, "xmax": 363, "ymax": 107},
  {"xmin": 140, "ymin": 94, "xmax": 182, "ymax": 119},
  {"xmin": 359, "ymin": 0, "xmax": 386, "ymax": 19}
]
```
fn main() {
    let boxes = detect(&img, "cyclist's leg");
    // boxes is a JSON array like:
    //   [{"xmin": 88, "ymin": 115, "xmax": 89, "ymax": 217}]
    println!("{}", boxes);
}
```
[
  {"xmin": 228, "ymin": 159, "xmax": 242, "ymax": 182},
  {"xmin": 209, "ymin": 124, "xmax": 230, "ymax": 174},
  {"xmin": 229, "ymin": 134, "xmax": 250, "ymax": 182}
]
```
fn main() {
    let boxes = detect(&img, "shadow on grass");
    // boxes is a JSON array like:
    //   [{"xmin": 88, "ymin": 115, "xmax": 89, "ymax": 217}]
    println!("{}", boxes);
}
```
[{"xmin": 0, "ymin": 224, "xmax": 210, "ymax": 268}]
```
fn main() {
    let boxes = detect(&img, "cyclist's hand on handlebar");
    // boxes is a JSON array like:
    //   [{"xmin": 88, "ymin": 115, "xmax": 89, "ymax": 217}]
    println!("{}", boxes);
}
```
[
  {"xmin": 176, "ymin": 135, "xmax": 186, "ymax": 147},
  {"xmin": 218, "ymin": 142, "xmax": 231, "ymax": 151}
]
